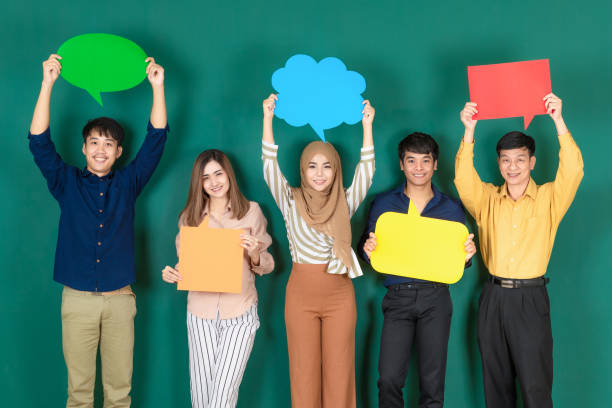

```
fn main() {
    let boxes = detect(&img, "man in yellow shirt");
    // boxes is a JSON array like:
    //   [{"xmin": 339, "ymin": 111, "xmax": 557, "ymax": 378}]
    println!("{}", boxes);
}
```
[{"xmin": 454, "ymin": 93, "xmax": 583, "ymax": 408}]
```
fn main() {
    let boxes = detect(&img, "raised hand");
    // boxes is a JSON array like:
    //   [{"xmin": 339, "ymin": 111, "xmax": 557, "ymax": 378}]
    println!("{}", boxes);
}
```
[
  {"xmin": 263, "ymin": 94, "xmax": 277, "ymax": 119},
  {"xmin": 362, "ymin": 100, "xmax": 375, "ymax": 126},
  {"xmin": 460, "ymin": 102, "xmax": 478, "ymax": 131},
  {"xmin": 146, "ymin": 57, "xmax": 164, "ymax": 87},
  {"xmin": 42, "ymin": 54, "xmax": 62, "ymax": 87}
]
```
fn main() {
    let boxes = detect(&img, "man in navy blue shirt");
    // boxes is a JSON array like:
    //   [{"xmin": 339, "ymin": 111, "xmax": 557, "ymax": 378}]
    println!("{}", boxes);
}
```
[
  {"xmin": 359, "ymin": 133, "xmax": 476, "ymax": 408},
  {"xmin": 28, "ymin": 54, "xmax": 168, "ymax": 408}
]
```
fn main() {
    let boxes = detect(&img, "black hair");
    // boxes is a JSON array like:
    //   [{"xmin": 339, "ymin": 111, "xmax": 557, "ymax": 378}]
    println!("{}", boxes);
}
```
[
  {"xmin": 82, "ymin": 117, "xmax": 125, "ymax": 146},
  {"xmin": 496, "ymin": 131, "xmax": 535, "ymax": 157},
  {"xmin": 398, "ymin": 132, "xmax": 439, "ymax": 162}
]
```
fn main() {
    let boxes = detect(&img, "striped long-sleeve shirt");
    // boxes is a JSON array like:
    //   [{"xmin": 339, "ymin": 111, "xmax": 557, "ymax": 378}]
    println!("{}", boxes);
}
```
[{"xmin": 262, "ymin": 141, "xmax": 375, "ymax": 278}]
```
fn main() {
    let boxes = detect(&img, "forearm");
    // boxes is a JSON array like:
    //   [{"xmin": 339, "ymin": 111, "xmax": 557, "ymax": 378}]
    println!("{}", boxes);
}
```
[
  {"xmin": 30, "ymin": 83, "xmax": 53, "ymax": 134},
  {"xmin": 462, "ymin": 127, "xmax": 475, "ymax": 144},
  {"xmin": 150, "ymin": 85, "xmax": 167, "ymax": 128},
  {"xmin": 553, "ymin": 116, "xmax": 569, "ymax": 136},
  {"xmin": 262, "ymin": 117, "xmax": 274, "ymax": 144},
  {"xmin": 362, "ymin": 123, "xmax": 373, "ymax": 148}
]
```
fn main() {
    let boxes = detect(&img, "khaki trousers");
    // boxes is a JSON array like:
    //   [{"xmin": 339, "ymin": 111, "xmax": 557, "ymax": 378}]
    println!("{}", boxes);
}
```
[
  {"xmin": 61, "ymin": 286, "xmax": 136, "ymax": 408},
  {"xmin": 285, "ymin": 263, "xmax": 357, "ymax": 408}
]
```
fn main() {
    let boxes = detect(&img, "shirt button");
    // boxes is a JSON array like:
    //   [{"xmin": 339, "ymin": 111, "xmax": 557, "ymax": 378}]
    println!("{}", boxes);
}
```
[
  {"xmin": 99, "ymin": 209, "xmax": 103, "ymax": 213},
  {"xmin": 513, "ymin": 224, "xmax": 517, "ymax": 229},
  {"xmin": 510, "ymin": 258, "xmax": 514, "ymax": 262},
  {"xmin": 96, "ymin": 259, "xmax": 100, "ymax": 263},
  {"xmin": 100, "ymin": 192, "xmax": 104, "ymax": 196},
  {"xmin": 512, "ymin": 242, "xmax": 516, "ymax": 246},
  {"xmin": 98, "ymin": 242, "xmax": 102, "ymax": 246},
  {"xmin": 99, "ymin": 224, "xmax": 103, "ymax": 228}
]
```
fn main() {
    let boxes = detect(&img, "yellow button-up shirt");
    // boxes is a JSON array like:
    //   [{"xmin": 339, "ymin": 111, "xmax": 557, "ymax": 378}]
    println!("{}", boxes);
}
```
[{"xmin": 454, "ymin": 132, "xmax": 584, "ymax": 279}]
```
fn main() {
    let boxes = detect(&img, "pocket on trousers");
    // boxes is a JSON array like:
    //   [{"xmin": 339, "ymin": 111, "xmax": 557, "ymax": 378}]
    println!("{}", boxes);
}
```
[{"xmin": 532, "ymin": 288, "xmax": 550, "ymax": 317}]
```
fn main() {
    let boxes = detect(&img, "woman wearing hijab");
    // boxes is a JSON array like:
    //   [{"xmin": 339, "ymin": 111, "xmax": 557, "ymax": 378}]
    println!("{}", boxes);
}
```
[{"xmin": 261, "ymin": 93, "xmax": 375, "ymax": 408}]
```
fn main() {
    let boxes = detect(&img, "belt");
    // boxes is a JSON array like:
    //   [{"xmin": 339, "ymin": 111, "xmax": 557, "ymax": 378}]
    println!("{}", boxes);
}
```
[
  {"xmin": 66, "ymin": 285, "xmax": 133, "ymax": 296},
  {"xmin": 390, "ymin": 282, "xmax": 448, "ymax": 290},
  {"xmin": 489, "ymin": 276, "xmax": 549, "ymax": 289}
]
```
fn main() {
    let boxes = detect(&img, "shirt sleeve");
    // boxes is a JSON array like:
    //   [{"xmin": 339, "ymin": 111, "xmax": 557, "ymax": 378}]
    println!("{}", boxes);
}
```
[
  {"xmin": 247, "ymin": 202, "xmax": 275, "ymax": 276},
  {"xmin": 28, "ymin": 127, "xmax": 70, "ymax": 202},
  {"xmin": 125, "ymin": 121, "xmax": 169, "ymax": 197},
  {"xmin": 357, "ymin": 195, "xmax": 380, "ymax": 264},
  {"xmin": 454, "ymin": 140, "xmax": 487, "ymax": 223},
  {"xmin": 345, "ymin": 146, "xmax": 375, "ymax": 217},
  {"xmin": 550, "ymin": 132, "xmax": 584, "ymax": 224},
  {"xmin": 262, "ymin": 141, "xmax": 293, "ymax": 214}
]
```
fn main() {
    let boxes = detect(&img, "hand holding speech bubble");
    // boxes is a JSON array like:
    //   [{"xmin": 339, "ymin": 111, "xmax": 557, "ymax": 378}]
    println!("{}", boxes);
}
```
[
  {"xmin": 177, "ymin": 216, "xmax": 244, "ymax": 293},
  {"xmin": 468, "ymin": 59, "xmax": 551, "ymax": 129},
  {"xmin": 370, "ymin": 201, "xmax": 469, "ymax": 284},
  {"xmin": 271, "ymin": 54, "xmax": 366, "ymax": 141},
  {"xmin": 58, "ymin": 33, "xmax": 148, "ymax": 106}
]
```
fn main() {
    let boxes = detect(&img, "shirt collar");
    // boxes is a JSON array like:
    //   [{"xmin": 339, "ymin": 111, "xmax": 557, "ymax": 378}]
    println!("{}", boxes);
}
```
[
  {"xmin": 202, "ymin": 201, "xmax": 232, "ymax": 217},
  {"xmin": 500, "ymin": 178, "xmax": 537, "ymax": 200},
  {"xmin": 394, "ymin": 181, "xmax": 442, "ymax": 209},
  {"xmin": 81, "ymin": 167, "xmax": 114, "ymax": 180}
]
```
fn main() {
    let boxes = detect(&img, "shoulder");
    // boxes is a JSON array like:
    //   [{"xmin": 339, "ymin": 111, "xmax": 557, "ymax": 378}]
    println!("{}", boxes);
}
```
[
  {"xmin": 438, "ymin": 191, "xmax": 464, "ymax": 210},
  {"xmin": 246, "ymin": 201, "xmax": 267, "ymax": 220}
]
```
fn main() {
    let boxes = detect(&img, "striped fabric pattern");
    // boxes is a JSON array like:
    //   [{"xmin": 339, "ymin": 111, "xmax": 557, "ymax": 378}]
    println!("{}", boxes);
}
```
[
  {"xmin": 262, "ymin": 141, "xmax": 375, "ymax": 278},
  {"xmin": 187, "ymin": 305, "xmax": 260, "ymax": 408}
]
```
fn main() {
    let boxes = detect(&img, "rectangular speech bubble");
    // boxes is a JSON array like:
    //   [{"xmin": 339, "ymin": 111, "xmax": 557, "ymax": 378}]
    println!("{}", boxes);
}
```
[
  {"xmin": 177, "ymin": 216, "xmax": 244, "ymax": 293},
  {"xmin": 468, "ymin": 59, "xmax": 551, "ymax": 129}
]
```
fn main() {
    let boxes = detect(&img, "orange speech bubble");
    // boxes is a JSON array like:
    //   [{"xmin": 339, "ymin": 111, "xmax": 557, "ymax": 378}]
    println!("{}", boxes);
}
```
[
  {"xmin": 177, "ymin": 216, "xmax": 244, "ymax": 293},
  {"xmin": 370, "ymin": 201, "xmax": 469, "ymax": 284}
]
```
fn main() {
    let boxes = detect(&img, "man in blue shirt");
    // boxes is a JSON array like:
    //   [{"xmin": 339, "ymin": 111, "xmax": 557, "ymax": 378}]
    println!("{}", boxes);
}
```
[
  {"xmin": 28, "ymin": 54, "xmax": 168, "ymax": 407},
  {"xmin": 359, "ymin": 133, "xmax": 476, "ymax": 408}
]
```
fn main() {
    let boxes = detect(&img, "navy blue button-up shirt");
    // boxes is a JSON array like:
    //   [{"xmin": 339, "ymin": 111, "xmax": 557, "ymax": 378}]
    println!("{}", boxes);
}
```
[
  {"xmin": 359, "ymin": 182, "xmax": 470, "ymax": 287},
  {"xmin": 28, "ymin": 122, "xmax": 168, "ymax": 291}
]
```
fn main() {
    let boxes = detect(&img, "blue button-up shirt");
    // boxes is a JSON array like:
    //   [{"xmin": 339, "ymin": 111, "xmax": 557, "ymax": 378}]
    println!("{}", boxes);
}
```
[
  {"xmin": 359, "ymin": 182, "xmax": 470, "ymax": 287},
  {"xmin": 28, "ymin": 122, "xmax": 168, "ymax": 291}
]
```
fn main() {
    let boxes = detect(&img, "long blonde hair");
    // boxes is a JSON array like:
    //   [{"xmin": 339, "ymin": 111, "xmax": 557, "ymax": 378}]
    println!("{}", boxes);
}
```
[{"xmin": 179, "ymin": 149, "xmax": 249, "ymax": 226}]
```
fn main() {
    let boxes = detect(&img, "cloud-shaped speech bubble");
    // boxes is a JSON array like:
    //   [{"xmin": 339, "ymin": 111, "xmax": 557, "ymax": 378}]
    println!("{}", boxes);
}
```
[
  {"xmin": 58, "ymin": 33, "xmax": 148, "ymax": 106},
  {"xmin": 370, "ymin": 201, "xmax": 469, "ymax": 284},
  {"xmin": 271, "ymin": 54, "xmax": 366, "ymax": 141}
]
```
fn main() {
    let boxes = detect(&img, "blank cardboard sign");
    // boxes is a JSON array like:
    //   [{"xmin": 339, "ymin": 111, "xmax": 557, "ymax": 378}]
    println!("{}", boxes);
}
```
[
  {"xmin": 468, "ymin": 59, "xmax": 551, "ymax": 129},
  {"xmin": 177, "ymin": 216, "xmax": 244, "ymax": 293},
  {"xmin": 370, "ymin": 201, "xmax": 469, "ymax": 284}
]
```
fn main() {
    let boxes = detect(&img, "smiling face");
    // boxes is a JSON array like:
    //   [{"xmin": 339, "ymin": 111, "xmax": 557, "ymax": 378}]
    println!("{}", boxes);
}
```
[
  {"xmin": 81, "ymin": 130, "xmax": 123, "ymax": 177},
  {"xmin": 202, "ymin": 160, "xmax": 230, "ymax": 200},
  {"xmin": 400, "ymin": 151, "xmax": 437, "ymax": 187},
  {"xmin": 497, "ymin": 147, "xmax": 536, "ymax": 187},
  {"xmin": 305, "ymin": 153, "xmax": 334, "ymax": 192}
]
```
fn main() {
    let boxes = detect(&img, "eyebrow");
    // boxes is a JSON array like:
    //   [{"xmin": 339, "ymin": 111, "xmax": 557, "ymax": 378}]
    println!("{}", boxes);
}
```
[
  {"xmin": 202, "ymin": 169, "xmax": 223, "ymax": 177},
  {"xmin": 308, "ymin": 161, "xmax": 331, "ymax": 165}
]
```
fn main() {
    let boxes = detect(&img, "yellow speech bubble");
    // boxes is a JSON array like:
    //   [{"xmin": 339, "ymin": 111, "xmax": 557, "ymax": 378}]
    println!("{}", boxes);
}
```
[{"xmin": 370, "ymin": 201, "xmax": 469, "ymax": 284}]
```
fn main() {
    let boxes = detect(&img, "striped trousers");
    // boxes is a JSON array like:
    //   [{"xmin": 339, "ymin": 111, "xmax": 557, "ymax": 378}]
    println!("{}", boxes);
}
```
[{"xmin": 187, "ymin": 305, "xmax": 260, "ymax": 408}]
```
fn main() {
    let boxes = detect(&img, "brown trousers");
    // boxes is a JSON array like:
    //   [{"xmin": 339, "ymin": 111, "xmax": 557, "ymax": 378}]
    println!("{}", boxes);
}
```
[{"xmin": 285, "ymin": 263, "xmax": 357, "ymax": 408}]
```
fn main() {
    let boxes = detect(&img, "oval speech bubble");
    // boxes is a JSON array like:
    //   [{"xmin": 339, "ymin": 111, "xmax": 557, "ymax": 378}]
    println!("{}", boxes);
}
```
[{"xmin": 58, "ymin": 33, "xmax": 148, "ymax": 106}]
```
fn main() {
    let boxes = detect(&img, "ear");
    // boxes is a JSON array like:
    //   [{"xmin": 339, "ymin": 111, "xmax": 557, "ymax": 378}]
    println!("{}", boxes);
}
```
[
  {"xmin": 116, "ymin": 146, "xmax": 123, "ymax": 159},
  {"xmin": 530, "ymin": 155, "xmax": 536, "ymax": 170},
  {"xmin": 82, "ymin": 143, "xmax": 87, "ymax": 156},
  {"xmin": 433, "ymin": 160, "xmax": 438, "ymax": 171},
  {"xmin": 399, "ymin": 159, "xmax": 404, "ymax": 171}
]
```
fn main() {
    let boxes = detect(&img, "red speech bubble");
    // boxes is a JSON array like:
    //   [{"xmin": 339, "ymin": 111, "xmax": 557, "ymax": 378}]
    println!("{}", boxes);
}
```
[{"xmin": 468, "ymin": 59, "xmax": 551, "ymax": 129}]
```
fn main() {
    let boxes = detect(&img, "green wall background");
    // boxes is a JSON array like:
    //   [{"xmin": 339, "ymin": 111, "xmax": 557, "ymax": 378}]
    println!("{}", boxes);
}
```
[{"xmin": 2, "ymin": 0, "xmax": 611, "ymax": 406}]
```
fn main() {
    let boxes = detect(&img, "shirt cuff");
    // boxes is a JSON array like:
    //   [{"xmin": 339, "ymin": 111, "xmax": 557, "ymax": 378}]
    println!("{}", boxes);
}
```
[
  {"xmin": 28, "ymin": 127, "xmax": 51, "ymax": 141},
  {"xmin": 147, "ymin": 121, "xmax": 170, "ymax": 132},
  {"xmin": 360, "ymin": 145, "xmax": 375, "ymax": 161},
  {"xmin": 262, "ymin": 141, "xmax": 278, "ymax": 159}
]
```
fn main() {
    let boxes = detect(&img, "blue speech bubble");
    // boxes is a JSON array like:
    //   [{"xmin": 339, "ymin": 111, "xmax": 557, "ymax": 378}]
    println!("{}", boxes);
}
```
[{"xmin": 271, "ymin": 54, "xmax": 366, "ymax": 141}]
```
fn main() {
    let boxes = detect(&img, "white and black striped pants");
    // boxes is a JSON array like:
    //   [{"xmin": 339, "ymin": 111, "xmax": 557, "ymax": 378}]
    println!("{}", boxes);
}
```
[{"xmin": 187, "ymin": 304, "xmax": 260, "ymax": 408}]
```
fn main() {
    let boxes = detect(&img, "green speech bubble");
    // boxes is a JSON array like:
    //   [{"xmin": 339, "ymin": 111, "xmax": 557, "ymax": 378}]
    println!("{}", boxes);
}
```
[{"xmin": 58, "ymin": 33, "xmax": 148, "ymax": 106}]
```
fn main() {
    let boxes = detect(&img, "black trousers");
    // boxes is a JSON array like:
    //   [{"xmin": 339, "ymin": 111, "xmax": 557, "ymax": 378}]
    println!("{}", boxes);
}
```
[
  {"xmin": 378, "ymin": 285, "xmax": 452, "ymax": 408},
  {"xmin": 477, "ymin": 281, "xmax": 553, "ymax": 408}
]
